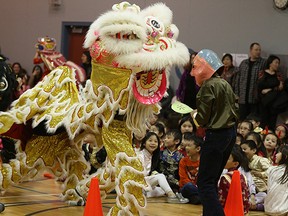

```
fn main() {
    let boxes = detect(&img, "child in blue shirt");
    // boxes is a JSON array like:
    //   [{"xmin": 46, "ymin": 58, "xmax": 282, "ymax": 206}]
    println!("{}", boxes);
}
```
[{"xmin": 160, "ymin": 129, "xmax": 183, "ymax": 191}]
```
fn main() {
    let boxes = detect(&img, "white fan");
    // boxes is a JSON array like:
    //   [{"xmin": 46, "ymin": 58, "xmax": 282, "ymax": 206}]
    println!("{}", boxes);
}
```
[{"xmin": 171, "ymin": 101, "xmax": 193, "ymax": 114}]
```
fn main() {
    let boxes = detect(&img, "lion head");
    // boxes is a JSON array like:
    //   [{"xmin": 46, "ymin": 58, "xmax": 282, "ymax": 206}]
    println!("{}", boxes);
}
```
[{"xmin": 84, "ymin": 2, "xmax": 189, "ymax": 105}]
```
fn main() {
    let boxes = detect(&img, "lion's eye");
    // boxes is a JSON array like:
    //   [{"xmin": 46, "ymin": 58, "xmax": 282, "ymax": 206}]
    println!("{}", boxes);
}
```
[
  {"xmin": 151, "ymin": 20, "xmax": 160, "ymax": 29},
  {"xmin": 0, "ymin": 78, "xmax": 8, "ymax": 91},
  {"xmin": 0, "ymin": 82, "xmax": 5, "ymax": 88}
]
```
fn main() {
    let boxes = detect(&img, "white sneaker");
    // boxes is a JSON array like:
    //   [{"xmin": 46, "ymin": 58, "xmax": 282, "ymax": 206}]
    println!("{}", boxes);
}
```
[{"xmin": 167, "ymin": 193, "xmax": 189, "ymax": 204}]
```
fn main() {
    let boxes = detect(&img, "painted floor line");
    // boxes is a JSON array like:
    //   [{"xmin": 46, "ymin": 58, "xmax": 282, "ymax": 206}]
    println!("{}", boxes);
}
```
[
  {"xmin": 2, "ymin": 193, "xmax": 59, "ymax": 199},
  {"xmin": 12, "ymin": 185, "xmax": 52, "ymax": 194},
  {"xmin": 4, "ymin": 199, "xmax": 62, "ymax": 206},
  {"xmin": 25, "ymin": 205, "xmax": 71, "ymax": 216}
]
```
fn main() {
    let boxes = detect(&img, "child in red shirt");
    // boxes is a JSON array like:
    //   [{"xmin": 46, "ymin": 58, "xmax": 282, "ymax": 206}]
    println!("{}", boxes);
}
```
[
  {"xmin": 179, "ymin": 133, "xmax": 202, "ymax": 204},
  {"xmin": 218, "ymin": 145, "xmax": 250, "ymax": 215}
]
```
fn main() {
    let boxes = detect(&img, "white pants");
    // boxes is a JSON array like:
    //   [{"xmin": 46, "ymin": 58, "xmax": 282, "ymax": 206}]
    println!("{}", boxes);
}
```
[{"xmin": 145, "ymin": 173, "xmax": 173, "ymax": 198}]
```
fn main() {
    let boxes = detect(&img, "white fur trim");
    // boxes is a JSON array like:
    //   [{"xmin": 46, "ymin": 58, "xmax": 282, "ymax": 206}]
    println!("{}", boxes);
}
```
[
  {"xmin": 170, "ymin": 24, "xmax": 179, "ymax": 40},
  {"xmin": 117, "ymin": 42, "xmax": 190, "ymax": 71},
  {"xmin": 140, "ymin": 3, "xmax": 172, "ymax": 26},
  {"xmin": 84, "ymin": 10, "xmax": 146, "ymax": 49},
  {"xmin": 1, "ymin": 164, "xmax": 12, "ymax": 188},
  {"xmin": 0, "ymin": 169, "xmax": 3, "ymax": 190}
]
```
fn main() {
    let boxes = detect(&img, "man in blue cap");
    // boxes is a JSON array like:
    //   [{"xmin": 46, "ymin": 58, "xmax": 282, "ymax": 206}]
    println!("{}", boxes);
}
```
[{"xmin": 191, "ymin": 49, "xmax": 238, "ymax": 216}]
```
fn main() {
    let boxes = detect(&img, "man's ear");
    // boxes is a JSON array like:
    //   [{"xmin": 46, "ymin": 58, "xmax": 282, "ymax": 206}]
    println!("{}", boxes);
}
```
[
  {"xmin": 196, "ymin": 146, "xmax": 201, "ymax": 152},
  {"xmin": 252, "ymin": 148, "xmax": 257, "ymax": 154}
]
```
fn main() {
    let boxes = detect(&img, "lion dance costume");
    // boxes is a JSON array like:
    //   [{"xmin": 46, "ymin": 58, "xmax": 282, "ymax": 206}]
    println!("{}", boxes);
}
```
[
  {"xmin": 0, "ymin": 2, "xmax": 189, "ymax": 215},
  {"xmin": 34, "ymin": 36, "xmax": 86, "ymax": 83}
]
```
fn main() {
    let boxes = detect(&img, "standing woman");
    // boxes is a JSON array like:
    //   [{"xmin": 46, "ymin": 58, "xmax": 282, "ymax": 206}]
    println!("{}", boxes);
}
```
[
  {"xmin": 28, "ymin": 65, "xmax": 43, "ymax": 88},
  {"xmin": 81, "ymin": 51, "xmax": 92, "ymax": 80},
  {"xmin": 11, "ymin": 62, "xmax": 23, "ymax": 76},
  {"xmin": 257, "ymin": 55, "xmax": 284, "ymax": 130},
  {"xmin": 176, "ymin": 51, "xmax": 198, "ymax": 109},
  {"xmin": 221, "ymin": 53, "xmax": 239, "ymax": 91}
]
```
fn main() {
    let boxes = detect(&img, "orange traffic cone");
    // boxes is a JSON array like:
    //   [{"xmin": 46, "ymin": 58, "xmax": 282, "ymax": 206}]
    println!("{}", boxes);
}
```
[
  {"xmin": 224, "ymin": 170, "xmax": 244, "ymax": 216},
  {"xmin": 83, "ymin": 177, "xmax": 103, "ymax": 216}
]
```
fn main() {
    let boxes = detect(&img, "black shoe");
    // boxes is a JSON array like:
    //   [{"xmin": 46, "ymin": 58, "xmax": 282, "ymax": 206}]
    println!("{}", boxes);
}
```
[{"xmin": 189, "ymin": 195, "xmax": 201, "ymax": 205}]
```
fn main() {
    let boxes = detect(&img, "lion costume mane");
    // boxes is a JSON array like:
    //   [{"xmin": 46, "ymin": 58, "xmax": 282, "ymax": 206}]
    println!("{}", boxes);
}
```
[{"xmin": 0, "ymin": 2, "xmax": 189, "ymax": 215}]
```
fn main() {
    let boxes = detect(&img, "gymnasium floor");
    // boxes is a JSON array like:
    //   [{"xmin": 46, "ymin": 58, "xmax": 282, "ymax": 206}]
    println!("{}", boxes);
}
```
[{"xmin": 0, "ymin": 177, "xmax": 268, "ymax": 216}]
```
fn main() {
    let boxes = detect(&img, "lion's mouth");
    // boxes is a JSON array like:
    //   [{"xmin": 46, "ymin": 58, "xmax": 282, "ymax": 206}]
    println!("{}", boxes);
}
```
[
  {"xmin": 110, "ymin": 32, "xmax": 139, "ymax": 40},
  {"xmin": 135, "ymin": 70, "xmax": 164, "ymax": 97}
]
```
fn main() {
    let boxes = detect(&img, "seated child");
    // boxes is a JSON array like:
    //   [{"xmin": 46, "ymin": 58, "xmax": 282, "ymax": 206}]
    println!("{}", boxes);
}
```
[
  {"xmin": 246, "ymin": 131, "xmax": 267, "ymax": 157},
  {"xmin": 179, "ymin": 114, "xmax": 205, "ymax": 139},
  {"xmin": 178, "ymin": 115, "xmax": 197, "ymax": 156},
  {"xmin": 218, "ymin": 145, "xmax": 250, "ymax": 215},
  {"xmin": 246, "ymin": 113, "xmax": 263, "ymax": 133},
  {"xmin": 179, "ymin": 115, "xmax": 197, "ymax": 134},
  {"xmin": 235, "ymin": 133, "xmax": 244, "ymax": 145},
  {"xmin": 275, "ymin": 123, "xmax": 288, "ymax": 146},
  {"xmin": 264, "ymin": 145, "xmax": 288, "ymax": 215},
  {"xmin": 179, "ymin": 133, "xmax": 202, "ymax": 204},
  {"xmin": 239, "ymin": 120, "xmax": 253, "ymax": 139},
  {"xmin": 150, "ymin": 122, "xmax": 165, "ymax": 138},
  {"xmin": 160, "ymin": 129, "xmax": 183, "ymax": 192},
  {"xmin": 137, "ymin": 131, "xmax": 188, "ymax": 203},
  {"xmin": 234, "ymin": 140, "xmax": 257, "ymax": 209},
  {"xmin": 241, "ymin": 140, "xmax": 272, "ymax": 211},
  {"xmin": 263, "ymin": 133, "xmax": 280, "ymax": 164},
  {"xmin": 149, "ymin": 121, "xmax": 166, "ymax": 150}
]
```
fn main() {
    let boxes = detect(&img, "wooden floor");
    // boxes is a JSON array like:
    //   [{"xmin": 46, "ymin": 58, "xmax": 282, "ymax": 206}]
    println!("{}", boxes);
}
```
[{"xmin": 0, "ymin": 177, "xmax": 268, "ymax": 216}]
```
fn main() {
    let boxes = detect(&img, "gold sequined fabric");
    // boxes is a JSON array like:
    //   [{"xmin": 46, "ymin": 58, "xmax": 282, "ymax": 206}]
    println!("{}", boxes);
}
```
[
  {"xmin": 0, "ymin": 66, "xmax": 80, "ymax": 137},
  {"xmin": 100, "ymin": 120, "xmax": 147, "ymax": 215},
  {"xmin": 102, "ymin": 120, "xmax": 135, "ymax": 161},
  {"xmin": 0, "ymin": 64, "xmax": 134, "ymax": 139},
  {"xmin": 90, "ymin": 62, "xmax": 132, "ymax": 124},
  {"xmin": 0, "ymin": 132, "xmax": 89, "ymax": 198},
  {"xmin": 76, "ymin": 120, "xmax": 148, "ymax": 216}
]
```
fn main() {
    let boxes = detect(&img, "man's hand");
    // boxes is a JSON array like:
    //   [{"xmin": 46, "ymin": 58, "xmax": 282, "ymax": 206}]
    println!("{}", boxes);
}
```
[
  {"xmin": 190, "ymin": 109, "xmax": 197, "ymax": 119},
  {"xmin": 261, "ymin": 88, "xmax": 272, "ymax": 94}
]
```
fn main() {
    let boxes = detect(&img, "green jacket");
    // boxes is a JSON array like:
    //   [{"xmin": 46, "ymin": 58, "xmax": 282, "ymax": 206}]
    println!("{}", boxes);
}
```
[{"xmin": 195, "ymin": 75, "xmax": 238, "ymax": 129}]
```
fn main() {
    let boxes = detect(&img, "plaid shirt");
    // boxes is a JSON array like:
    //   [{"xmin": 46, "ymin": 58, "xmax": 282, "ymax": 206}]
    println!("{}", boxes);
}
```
[{"xmin": 235, "ymin": 57, "xmax": 266, "ymax": 104}]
